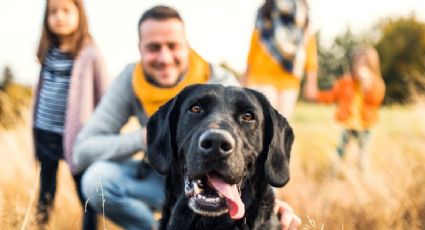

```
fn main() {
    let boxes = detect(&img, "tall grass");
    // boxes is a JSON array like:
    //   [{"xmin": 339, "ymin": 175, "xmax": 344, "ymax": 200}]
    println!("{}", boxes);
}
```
[
  {"xmin": 0, "ymin": 83, "xmax": 32, "ymax": 129},
  {"xmin": 280, "ymin": 102, "xmax": 425, "ymax": 230},
  {"xmin": 1, "ymin": 102, "xmax": 424, "ymax": 229},
  {"xmin": 0, "ymin": 114, "xmax": 83, "ymax": 229}
]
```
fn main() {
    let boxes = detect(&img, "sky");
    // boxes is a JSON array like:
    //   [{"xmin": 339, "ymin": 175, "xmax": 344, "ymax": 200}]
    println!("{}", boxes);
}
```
[{"xmin": 0, "ymin": 0, "xmax": 424, "ymax": 86}]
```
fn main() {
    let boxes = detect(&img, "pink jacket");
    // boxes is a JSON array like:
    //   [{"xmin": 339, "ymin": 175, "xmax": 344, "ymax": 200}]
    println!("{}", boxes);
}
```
[{"xmin": 32, "ymin": 42, "xmax": 110, "ymax": 173}]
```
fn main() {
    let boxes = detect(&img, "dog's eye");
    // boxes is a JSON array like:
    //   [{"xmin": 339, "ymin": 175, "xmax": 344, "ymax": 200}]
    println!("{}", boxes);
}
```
[
  {"xmin": 242, "ymin": 111, "xmax": 255, "ymax": 121},
  {"xmin": 189, "ymin": 104, "xmax": 203, "ymax": 113}
]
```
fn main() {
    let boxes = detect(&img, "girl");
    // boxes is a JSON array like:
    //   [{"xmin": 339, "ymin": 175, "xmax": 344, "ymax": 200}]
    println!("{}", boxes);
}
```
[
  {"xmin": 308, "ymin": 46, "xmax": 385, "ymax": 171},
  {"xmin": 243, "ymin": 0, "xmax": 318, "ymax": 119},
  {"xmin": 33, "ymin": 0, "xmax": 109, "ymax": 227}
]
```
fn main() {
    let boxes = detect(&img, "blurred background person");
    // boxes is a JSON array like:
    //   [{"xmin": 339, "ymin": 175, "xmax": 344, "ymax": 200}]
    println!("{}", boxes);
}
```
[
  {"xmin": 305, "ymin": 46, "xmax": 385, "ymax": 171},
  {"xmin": 243, "ymin": 0, "xmax": 318, "ymax": 119},
  {"xmin": 32, "ymin": 0, "xmax": 109, "ymax": 228}
]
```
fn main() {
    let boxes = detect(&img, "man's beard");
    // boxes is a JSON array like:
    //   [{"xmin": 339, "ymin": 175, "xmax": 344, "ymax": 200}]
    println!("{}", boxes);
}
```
[{"xmin": 144, "ymin": 69, "xmax": 187, "ymax": 88}]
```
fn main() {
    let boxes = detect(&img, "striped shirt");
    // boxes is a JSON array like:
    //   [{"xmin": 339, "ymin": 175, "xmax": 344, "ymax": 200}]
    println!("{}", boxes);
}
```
[{"xmin": 35, "ymin": 47, "xmax": 73, "ymax": 134}]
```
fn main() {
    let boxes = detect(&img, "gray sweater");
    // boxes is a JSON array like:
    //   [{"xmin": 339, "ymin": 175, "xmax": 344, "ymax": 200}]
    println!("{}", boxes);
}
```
[{"xmin": 72, "ymin": 63, "xmax": 240, "ymax": 173}]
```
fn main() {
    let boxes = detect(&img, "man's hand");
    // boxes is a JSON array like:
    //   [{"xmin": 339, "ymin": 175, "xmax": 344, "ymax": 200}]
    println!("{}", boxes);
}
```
[{"xmin": 275, "ymin": 199, "xmax": 302, "ymax": 230}]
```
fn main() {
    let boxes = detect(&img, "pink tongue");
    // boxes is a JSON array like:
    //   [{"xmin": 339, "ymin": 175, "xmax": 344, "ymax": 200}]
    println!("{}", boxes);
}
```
[{"xmin": 208, "ymin": 175, "xmax": 245, "ymax": 219}]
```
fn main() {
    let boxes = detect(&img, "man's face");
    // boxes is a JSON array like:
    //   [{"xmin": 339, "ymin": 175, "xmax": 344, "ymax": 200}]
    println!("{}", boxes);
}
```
[{"xmin": 139, "ymin": 18, "xmax": 189, "ymax": 87}]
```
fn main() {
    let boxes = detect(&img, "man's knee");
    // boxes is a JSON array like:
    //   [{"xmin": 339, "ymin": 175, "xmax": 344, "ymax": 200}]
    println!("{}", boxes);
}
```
[{"xmin": 81, "ymin": 161, "xmax": 126, "ymax": 212}]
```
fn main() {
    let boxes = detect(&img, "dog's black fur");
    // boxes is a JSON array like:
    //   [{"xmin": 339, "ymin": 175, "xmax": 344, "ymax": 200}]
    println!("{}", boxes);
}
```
[{"xmin": 147, "ymin": 84, "xmax": 294, "ymax": 230}]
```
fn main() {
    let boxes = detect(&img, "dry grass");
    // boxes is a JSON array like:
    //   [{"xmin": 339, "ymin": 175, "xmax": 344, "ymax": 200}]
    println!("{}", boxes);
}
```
[
  {"xmin": 0, "ymin": 83, "xmax": 32, "ymax": 129},
  {"xmin": 280, "ymin": 102, "xmax": 425, "ymax": 230},
  {"xmin": 0, "ymin": 110, "xmax": 120, "ymax": 230},
  {"xmin": 1, "ymin": 102, "xmax": 425, "ymax": 229}
]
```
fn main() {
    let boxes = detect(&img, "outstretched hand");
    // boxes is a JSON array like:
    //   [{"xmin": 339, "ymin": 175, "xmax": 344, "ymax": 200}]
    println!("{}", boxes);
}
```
[
  {"xmin": 302, "ymin": 72, "xmax": 318, "ymax": 101},
  {"xmin": 275, "ymin": 199, "xmax": 302, "ymax": 230},
  {"xmin": 302, "ymin": 79, "xmax": 318, "ymax": 101}
]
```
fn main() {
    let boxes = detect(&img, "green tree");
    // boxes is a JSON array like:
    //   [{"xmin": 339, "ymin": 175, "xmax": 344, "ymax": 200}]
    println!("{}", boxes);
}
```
[
  {"xmin": 376, "ymin": 15, "xmax": 425, "ymax": 103},
  {"xmin": 316, "ymin": 29, "xmax": 365, "ymax": 89}
]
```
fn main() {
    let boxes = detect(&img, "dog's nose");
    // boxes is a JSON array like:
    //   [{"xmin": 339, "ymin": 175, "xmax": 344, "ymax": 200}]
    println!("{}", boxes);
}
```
[{"xmin": 198, "ymin": 129, "xmax": 235, "ymax": 157}]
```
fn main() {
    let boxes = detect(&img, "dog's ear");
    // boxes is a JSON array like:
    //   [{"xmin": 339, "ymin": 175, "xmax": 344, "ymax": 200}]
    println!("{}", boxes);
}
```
[
  {"xmin": 147, "ymin": 85, "xmax": 199, "ymax": 174},
  {"xmin": 147, "ymin": 97, "xmax": 179, "ymax": 174},
  {"xmin": 251, "ymin": 89, "xmax": 294, "ymax": 187}
]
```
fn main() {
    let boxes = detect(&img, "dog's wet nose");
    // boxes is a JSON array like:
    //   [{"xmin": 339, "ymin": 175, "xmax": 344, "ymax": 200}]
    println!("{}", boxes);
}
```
[{"xmin": 198, "ymin": 129, "xmax": 235, "ymax": 157}]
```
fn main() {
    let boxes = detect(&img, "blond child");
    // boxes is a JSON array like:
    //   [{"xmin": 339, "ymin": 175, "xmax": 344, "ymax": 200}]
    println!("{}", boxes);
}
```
[
  {"xmin": 33, "ymin": 0, "xmax": 109, "ymax": 227},
  {"xmin": 307, "ymin": 46, "xmax": 385, "ymax": 170}
]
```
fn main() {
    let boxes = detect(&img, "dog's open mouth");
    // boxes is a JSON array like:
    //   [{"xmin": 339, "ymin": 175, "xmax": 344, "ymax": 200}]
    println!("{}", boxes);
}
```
[{"xmin": 184, "ymin": 174, "xmax": 245, "ymax": 219}]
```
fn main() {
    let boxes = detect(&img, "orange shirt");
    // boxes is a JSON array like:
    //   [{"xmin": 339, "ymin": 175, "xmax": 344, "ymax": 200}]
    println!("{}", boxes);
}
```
[
  {"xmin": 344, "ymin": 82, "xmax": 364, "ymax": 130},
  {"xmin": 316, "ymin": 75, "xmax": 385, "ymax": 129},
  {"xmin": 245, "ymin": 29, "xmax": 318, "ymax": 90}
]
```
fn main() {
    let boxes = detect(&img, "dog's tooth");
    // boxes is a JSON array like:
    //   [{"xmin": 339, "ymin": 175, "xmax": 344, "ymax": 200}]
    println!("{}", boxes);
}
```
[
  {"xmin": 194, "ymin": 182, "xmax": 203, "ymax": 194},
  {"xmin": 196, "ymin": 179, "xmax": 204, "ymax": 188}
]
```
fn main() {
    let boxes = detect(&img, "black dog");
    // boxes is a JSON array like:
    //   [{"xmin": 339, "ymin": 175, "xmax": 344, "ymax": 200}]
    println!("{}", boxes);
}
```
[{"xmin": 147, "ymin": 84, "xmax": 294, "ymax": 230}]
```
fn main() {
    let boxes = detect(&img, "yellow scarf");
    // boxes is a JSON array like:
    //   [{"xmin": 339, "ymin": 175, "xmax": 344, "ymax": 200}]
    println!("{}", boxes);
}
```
[{"xmin": 132, "ymin": 50, "xmax": 210, "ymax": 117}]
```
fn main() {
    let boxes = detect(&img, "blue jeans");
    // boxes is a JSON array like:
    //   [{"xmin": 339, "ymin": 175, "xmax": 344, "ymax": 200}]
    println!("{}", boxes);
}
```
[
  {"xmin": 81, "ymin": 159, "xmax": 165, "ymax": 230},
  {"xmin": 336, "ymin": 129, "xmax": 370, "ymax": 157}
]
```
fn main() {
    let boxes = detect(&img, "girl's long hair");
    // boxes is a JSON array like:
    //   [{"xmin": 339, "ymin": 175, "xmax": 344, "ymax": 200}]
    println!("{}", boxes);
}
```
[
  {"xmin": 350, "ymin": 46, "xmax": 383, "ymax": 80},
  {"xmin": 36, "ymin": 0, "xmax": 92, "ymax": 63}
]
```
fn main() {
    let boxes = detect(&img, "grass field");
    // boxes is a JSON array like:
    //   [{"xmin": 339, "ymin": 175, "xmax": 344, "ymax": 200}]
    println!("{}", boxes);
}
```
[{"xmin": 1, "ymin": 102, "xmax": 424, "ymax": 229}]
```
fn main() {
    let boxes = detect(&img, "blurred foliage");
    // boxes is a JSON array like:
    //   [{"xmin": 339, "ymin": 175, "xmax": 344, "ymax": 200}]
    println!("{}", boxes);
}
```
[
  {"xmin": 0, "ymin": 66, "xmax": 32, "ymax": 129},
  {"xmin": 316, "ymin": 29, "xmax": 363, "ymax": 89},
  {"xmin": 316, "ymin": 15, "xmax": 425, "ymax": 104},
  {"xmin": 376, "ymin": 15, "xmax": 425, "ymax": 103}
]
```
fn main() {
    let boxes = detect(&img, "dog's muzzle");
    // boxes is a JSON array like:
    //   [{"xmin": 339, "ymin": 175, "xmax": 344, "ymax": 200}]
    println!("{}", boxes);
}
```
[{"xmin": 184, "ymin": 174, "xmax": 244, "ymax": 219}]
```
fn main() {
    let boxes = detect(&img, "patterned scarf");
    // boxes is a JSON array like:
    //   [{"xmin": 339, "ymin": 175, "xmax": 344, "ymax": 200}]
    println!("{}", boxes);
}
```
[
  {"xmin": 132, "ymin": 50, "xmax": 210, "ymax": 117},
  {"xmin": 256, "ymin": 0, "xmax": 309, "ymax": 78}
]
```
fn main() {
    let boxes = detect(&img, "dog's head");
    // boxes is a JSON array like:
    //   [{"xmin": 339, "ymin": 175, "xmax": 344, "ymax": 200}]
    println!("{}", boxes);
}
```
[{"xmin": 147, "ymin": 84, "xmax": 294, "ymax": 220}]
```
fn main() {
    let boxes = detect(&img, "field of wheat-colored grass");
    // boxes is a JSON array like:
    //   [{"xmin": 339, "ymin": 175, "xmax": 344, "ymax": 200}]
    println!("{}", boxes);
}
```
[{"xmin": 1, "ymin": 102, "xmax": 424, "ymax": 229}]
